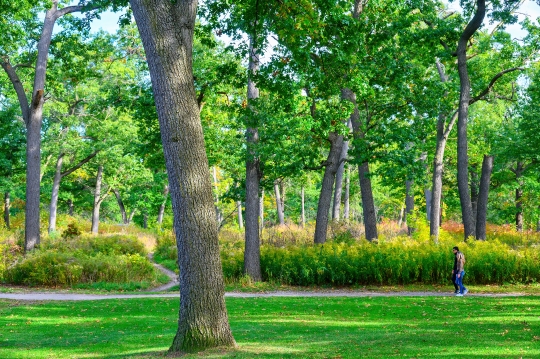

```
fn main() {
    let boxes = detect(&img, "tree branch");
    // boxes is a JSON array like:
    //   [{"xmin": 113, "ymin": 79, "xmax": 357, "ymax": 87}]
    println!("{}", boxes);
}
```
[
  {"xmin": 469, "ymin": 67, "xmax": 524, "ymax": 105},
  {"xmin": 61, "ymin": 150, "xmax": 100, "ymax": 178},
  {"xmin": 0, "ymin": 58, "xmax": 30, "ymax": 124}
]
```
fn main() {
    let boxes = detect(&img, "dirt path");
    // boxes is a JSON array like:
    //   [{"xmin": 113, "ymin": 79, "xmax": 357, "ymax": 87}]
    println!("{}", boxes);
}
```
[
  {"xmin": 0, "ymin": 290, "xmax": 526, "ymax": 301},
  {"xmin": 147, "ymin": 253, "xmax": 179, "ymax": 292}
]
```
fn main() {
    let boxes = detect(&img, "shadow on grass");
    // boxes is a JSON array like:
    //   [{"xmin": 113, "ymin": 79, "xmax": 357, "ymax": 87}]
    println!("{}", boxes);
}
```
[{"xmin": 0, "ymin": 296, "xmax": 538, "ymax": 358}]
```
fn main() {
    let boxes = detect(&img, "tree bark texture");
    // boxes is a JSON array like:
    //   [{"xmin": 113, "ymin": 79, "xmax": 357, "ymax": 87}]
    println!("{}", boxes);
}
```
[
  {"xmin": 4, "ymin": 192, "xmax": 10, "ymax": 230},
  {"xmin": 274, "ymin": 181, "xmax": 285, "ymax": 225},
  {"xmin": 456, "ymin": 0, "xmax": 485, "ymax": 240},
  {"xmin": 475, "ymin": 155, "xmax": 493, "ymax": 240},
  {"xmin": 405, "ymin": 180, "xmax": 415, "ymax": 236},
  {"xmin": 314, "ymin": 132, "xmax": 344, "ymax": 244},
  {"xmin": 91, "ymin": 165, "xmax": 104, "ymax": 234},
  {"xmin": 244, "ymin": 35, "xmax": 262, "ymax": 281},
  {"xmin": 129, "ymin": 0, "xmax": 236, "ymax": 351},
  {"xmin": 157, "ymin": 184, "xmax": 169, "ymax": 225},
  {"xmin": 113, "ymin": 189, "xmax": 128, "ymax": 224}
]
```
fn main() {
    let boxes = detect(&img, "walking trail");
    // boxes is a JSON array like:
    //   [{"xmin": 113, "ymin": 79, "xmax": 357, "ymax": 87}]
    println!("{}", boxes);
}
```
[{"xmin": 0, "ymin": 255, "xmax": 527, "ymax": 301}]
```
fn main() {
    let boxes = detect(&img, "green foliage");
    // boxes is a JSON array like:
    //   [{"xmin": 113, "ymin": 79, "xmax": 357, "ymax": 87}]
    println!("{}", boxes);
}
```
[{"xmin": 3, "ymin": 234, "xmax": 155, "ymax": 287}]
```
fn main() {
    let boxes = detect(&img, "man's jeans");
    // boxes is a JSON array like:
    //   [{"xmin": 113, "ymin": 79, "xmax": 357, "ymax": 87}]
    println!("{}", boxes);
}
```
[{"xmin": 455, "ymin": 270, "xmax": 466, "ymax": 294}]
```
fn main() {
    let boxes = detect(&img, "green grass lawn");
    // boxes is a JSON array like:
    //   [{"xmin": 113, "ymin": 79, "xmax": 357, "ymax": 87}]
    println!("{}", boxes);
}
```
[{"xmin": 0, "ymin": 296, "xmax": 539, "ymax": 358}]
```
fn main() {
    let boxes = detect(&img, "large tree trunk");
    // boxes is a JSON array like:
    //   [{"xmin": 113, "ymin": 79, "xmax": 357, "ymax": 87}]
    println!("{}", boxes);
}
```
[
  {"xmin": 130, "ymin": 0, "xmax": 236, "ymax": 352},
  {"xmin": 343, "ymin": 166, "xmax": 350, "ymax": 221},
  {"xmin": 314, "ymin": 132, "xmax": 344, "ymax": 244},
  {"xmin": 113, "ymin": 189, "xmax": 128, "ymax": 224},
  {"xmin": 91, "ymin": 165, "xmax": 104, "ymax": 234},
  {"xmin": 48, "ymin": 153, "xmax": 64, "ymax": 233},
  {"xmin": 4, "ymin": 192, "xmax": 10, "ymax": 230},
  {"xmin": 405, "ymin": 179, "xmax": 415, "ymax": 235},
  {"xmin": 274, "ymin": 180, "xmax": 285, "ymax": 225},
  {"xmin": 476, "ymin": 155, "xmax": 493, "ymax": 240},
  {"xmin": 157, "ymin": 184, "xmax": 169, "ymax": 225},
  {"xmin": 243, "ymin": 35, "xmax": 262, "ymax": 281},
  {"xmin": 456, "ymin": 0, "xmax": 485, "ymax": 240}
]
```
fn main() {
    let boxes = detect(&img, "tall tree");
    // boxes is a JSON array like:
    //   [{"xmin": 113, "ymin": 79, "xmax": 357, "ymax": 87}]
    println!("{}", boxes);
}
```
[{"xmin": 129, "ymin": 0, "xmax": 235, "ymax": 352}]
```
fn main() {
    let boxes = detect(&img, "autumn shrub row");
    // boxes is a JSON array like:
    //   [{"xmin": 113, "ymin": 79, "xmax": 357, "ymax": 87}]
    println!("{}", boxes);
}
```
[{"xmin": 2, "ymin": 234, "xmax": 160, "ymax": 287}]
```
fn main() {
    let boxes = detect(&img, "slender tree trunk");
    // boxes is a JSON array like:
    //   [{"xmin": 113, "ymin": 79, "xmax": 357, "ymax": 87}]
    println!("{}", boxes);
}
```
[
  {"xmin": 430, "ymin": 60, "xmax": 457, "ymax": 242},
  {"xmin": 274, "ymin": 181, "xmax": 285, "ymax": 225},
  {"xmin": 236, "ymin": 201, "xmax": 243, "ymax": 229},
  {"xmin": 143, "ymin": 212, "xmax": 148, "ymax": 229},
  {"xmin": 456, "ymin": 0, "xmax": 485, "ymax": 240},
  {"xmin": 341, "ymin": 88, "xmax": 378, "ymax": 240},
  {"xmin": 516, "ymin": 187, "xmax": 523, "ymax": 232},
  {"xmin": 343, "ymin": 166, "xmax": 350, "ymax": 221},
  {"xmin": 476, "ymin": 155, "xmax": 493, "ymax": 240},
  {"xmin": 424, "ymin": 188, "xmax": 432, "ymax": 221},
  {"xmin": 244, "ymin": 35, "xmax": 262, "ymax": 281},
  {"xmin": 301, "ymin": 186, "xmax": 306, "ymax": 227},
  {"xmin": 49, "ymin": 150, "xmax": 99, "ymax": 233},
  {"xmin": 113, "ymin": 189, "xmax": 128, "ymax": 224},
  {"xmin": 48, "ymin": 153, "xmax": 64, "ymax": 233},
  {"xmin": 67, "ymin": 199, "xmax": 73, "ymax": 216},
  {"xmin": 130, "ymin": 0, "xmax": 235, "ymax": 352},
  {"xmin": 4, "ymin": 192, "xmax": 10, "ymax": 230},
  {"xmin": 332, "ymin": 129, "xmax": 349, "ymax": 221},
  {"xmin": 314, "ymin": 132, "xmax": 344, "ymax": 244},
  {"xmin": 405, "ymin": 180, "xmax": 415, "ymax": 235},
  {"xmin": 398, "ymin": 206, "xmax": 404, "ymax": 228},
  {"xmin": 128, "ymin": 209, "xmax": 136, "ymax": 223},
  {"xmin": 91, "ymin": 165, "xmax": 104, "ymax": 234},
  {"xmin": 470, "ymin": 165, "xmax": 479, "ymax": 219},
  {"xmin": 1, "ymin": 2, "xmax": 89, "ymax": 251},
  {"xmin": 157, "ymin": 184, "xmax": 169, "ymax": 225}
]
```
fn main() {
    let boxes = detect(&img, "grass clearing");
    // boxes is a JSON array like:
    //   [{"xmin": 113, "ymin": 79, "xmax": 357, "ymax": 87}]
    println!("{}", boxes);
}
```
[{"xmin": 0, "ymin": 295, "xmax": 539, "ymax": 358}]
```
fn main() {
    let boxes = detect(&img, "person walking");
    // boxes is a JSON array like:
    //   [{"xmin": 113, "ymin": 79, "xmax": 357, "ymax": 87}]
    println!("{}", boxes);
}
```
[{"xmin": 452, "ymin": 246, "xmax": 468, "ymax": 296}]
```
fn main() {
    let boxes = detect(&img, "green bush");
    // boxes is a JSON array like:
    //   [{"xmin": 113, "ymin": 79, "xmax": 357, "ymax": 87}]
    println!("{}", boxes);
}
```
[
  {"xmin": 220, "ymin": 235, "xmax": 540, "ymax": 286},
  {"xmin": 42, "ymin": 234, "xmax": 147, "ymax": 257},
  {"xmin": 6, "ymin": 251, "xmax": 156, "ymax": 286}
]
